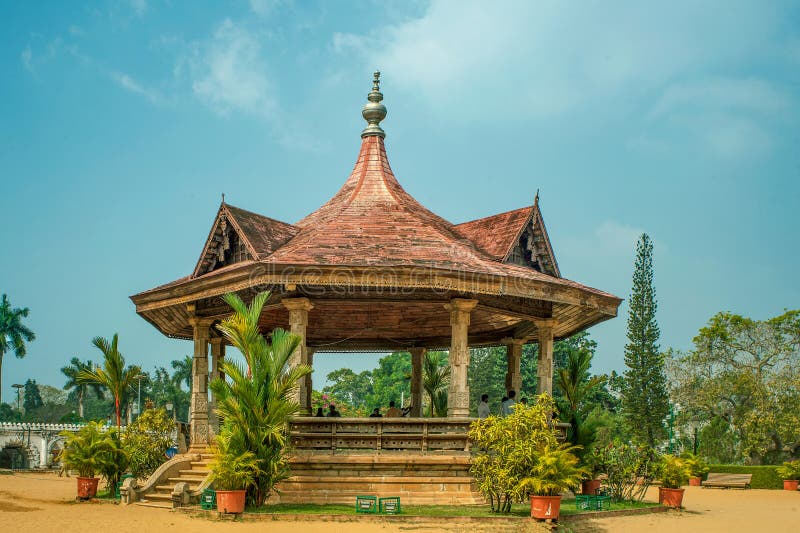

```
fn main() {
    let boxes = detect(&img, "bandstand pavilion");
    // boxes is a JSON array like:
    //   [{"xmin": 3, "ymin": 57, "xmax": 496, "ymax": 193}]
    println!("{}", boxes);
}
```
[{"xmin": 129, "ymin": 73, "xmax": 621, "ymax": 504}]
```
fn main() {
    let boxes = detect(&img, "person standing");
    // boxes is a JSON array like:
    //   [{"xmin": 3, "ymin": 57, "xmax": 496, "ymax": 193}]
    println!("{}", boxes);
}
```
[
  {"xmin": 477, "ymin": 394, "xmax": 491, "ymax": 418},
  {"xmin": 501, "ymin": 390, "xmax": 517, "ymax": 416},
  {"xmin": 385, "ymin": 400, "xmax": 402, "ymax": 417}
]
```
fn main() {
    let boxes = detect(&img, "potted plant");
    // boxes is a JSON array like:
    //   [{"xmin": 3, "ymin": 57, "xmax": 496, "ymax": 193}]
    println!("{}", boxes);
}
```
[
  {"xmin": 681, "ymin": 453, "xmax": 709, "ymax": 487},
  {"xmin": 518, "ymin": 444, "xmax": 588, "ymax": 521},
  {"xmin": 658, "ymin": 455, "xmax": 690, "ymax": 508},
  {"xmin": 60, "ymin": 421, "xmax": 117, "ymax": 499},
  {"xmin": 581, "ymin": 449, "xmax": 603, "ymax": 495},
  {"xmin": 776, "ymin": 460, "xmax": 800, "ymax": 491},
  {"xmin": 209, "ymin": 434, "xmax": 262, "ymax": 514}
]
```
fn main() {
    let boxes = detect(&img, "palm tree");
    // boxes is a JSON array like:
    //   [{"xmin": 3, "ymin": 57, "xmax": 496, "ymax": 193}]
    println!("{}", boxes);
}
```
[
  {"xmin": 0, "ymin": 294, "xmax": 36, "ymax": 405},
  {"xmin": 171, "ymin": 355, "xmax": 192, "ymax": 390},
  {"xmin": 61, "ymin": 357, "xmax": 104, "ymax": 418},
  {"xmin": 423, "ymin": 352, "xmax": 450, "ymax": 417},
  {"xmin": 210, "ymin": 291, "xmax": 311, "ymax": 506},
  {"xmin": 556, "ymin": 349, "xmax": 606, "ymax": 448},
  {"xmin": 78, "ymin": 334, "xmax": 141, "ymax": 429}
]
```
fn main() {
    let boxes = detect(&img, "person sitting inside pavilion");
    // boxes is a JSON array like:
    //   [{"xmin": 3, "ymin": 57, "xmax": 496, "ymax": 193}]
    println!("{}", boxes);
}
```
[{"xmin": 385, "ymin": 400, "xmax": 402, "ymax": 417}]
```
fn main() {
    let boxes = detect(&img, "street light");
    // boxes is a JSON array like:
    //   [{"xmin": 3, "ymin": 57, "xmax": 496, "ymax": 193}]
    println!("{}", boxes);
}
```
[{"xmin": 12, "ymin": 383, "xmax": 23, "ymax": 412}]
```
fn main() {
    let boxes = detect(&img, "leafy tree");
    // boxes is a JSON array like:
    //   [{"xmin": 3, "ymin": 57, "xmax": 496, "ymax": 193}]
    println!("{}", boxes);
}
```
[
  {"xmin": 468, "ymin": 346, "xmax": 507, "ymax": 416},
  {"xmin": 78, "ymin": 334, "xmax": 142, "ymax": 429},
  {"xmin": 368, "ymin": 351, "xmax": 411, "ymax": 409},
  {"xmin": 62, "ymin": 357, "xmax": 104, "ymax": 419},
  {"xmin": 146, "ymin": 367, "xmax": 189, "ymax": 421},
  {"xmin": 122, "ymin": 407, "xmax": 174, "ymax": 479},
  {"xmin": 0, "ymin": 402, "xmax": 21, "ymax": 422},
  {"xmin": 23, "ymin": 379, "xmax": 43, "ymax": 412},
  {"xmin": 211, "ymin": 291, "xmax": 311, "ymax": 506},
  {"xmin": 0, "ymin": 294, "xmax": 35, "ymax": 405},
  {"xmin": 423, "ymin": 351, "xmax": 449, "ymax": 417},
  {"xmin": 592, "ymin": 441, "xmax": 660, "ymax": 502},
  {"xmin": 171, "ymin": 355, "xmax": 192, "ymax": 390},
  {"xmin": 667, "ymin": 310, "xmax": 800, "ymax": 464},
  {"xmin": 322, "ymin": 368, "xmax": 373, "ymax": 408},
  {"xmin": 622, "ymin": 233, "xmax": 668, "ymax": 446}
]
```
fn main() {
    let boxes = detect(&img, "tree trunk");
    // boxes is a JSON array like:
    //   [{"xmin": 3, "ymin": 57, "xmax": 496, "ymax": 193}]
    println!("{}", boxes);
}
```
[
  {"xmin": 78, "ymin": 388, "xmax": 84, "ymax": 419},
  {"xmin": 115, "ymin": 395, "xmax": 121, "ymax": 429}
]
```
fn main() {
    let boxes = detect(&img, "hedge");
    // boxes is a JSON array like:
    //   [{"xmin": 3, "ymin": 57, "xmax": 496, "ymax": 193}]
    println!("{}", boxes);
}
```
[{"xmin": 706, "ymin": 464, "xmax": 783, "ymax": 489}]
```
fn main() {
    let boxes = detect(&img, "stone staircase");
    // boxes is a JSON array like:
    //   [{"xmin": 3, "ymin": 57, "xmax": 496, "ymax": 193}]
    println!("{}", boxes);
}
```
[{"xmin": 134, "ymin": 453, "xmax": 212, "ymax": 509}]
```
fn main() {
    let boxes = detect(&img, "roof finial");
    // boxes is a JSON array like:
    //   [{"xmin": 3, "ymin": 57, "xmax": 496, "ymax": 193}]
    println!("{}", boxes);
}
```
[
  {"xmin": 361, "ymin": 70, "xmax": 387, "ymax": 139},
  {"xmin": 222, "ymin": 192, "xmax": 226, "ymax": 204},
  {"xmin": 534, "ymin": 189, "xmax": 540, "ymax": 206}
]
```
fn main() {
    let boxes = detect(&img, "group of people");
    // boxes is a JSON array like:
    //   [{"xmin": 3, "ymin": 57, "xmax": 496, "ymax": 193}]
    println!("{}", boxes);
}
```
[
  {"xmin": 477, "ymin": 390, "xmax": 527, "ymax": 418},
  {"xmin": 313, "ymin": 400, "xmax": 410, "ymax": 418},
  {"xmin": 314, "ymin": 392, "xmax": 524, "ymax": 419}
]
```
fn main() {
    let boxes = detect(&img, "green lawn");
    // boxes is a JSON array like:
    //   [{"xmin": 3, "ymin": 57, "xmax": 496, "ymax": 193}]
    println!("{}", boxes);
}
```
[{"xmin": 248, "ymin": 498, "xmax": 660, "ymax": 517}]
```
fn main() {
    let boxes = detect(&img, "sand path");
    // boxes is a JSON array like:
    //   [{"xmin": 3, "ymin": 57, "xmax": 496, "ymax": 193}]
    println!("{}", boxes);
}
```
[{"xmin": 0, "ymin": 473, "xmax": 798, "ymax": 533}]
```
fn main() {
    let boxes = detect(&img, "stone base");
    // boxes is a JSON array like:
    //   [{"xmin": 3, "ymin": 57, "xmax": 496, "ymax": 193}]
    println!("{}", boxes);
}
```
[{"xmin": 274, "ymin": 452, "xmax": 484, "ymax": 505}]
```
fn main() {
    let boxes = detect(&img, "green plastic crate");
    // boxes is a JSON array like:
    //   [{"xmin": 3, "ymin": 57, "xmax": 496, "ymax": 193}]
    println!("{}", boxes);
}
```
[
  {"xmin": 200, "ymin": 488, "xmax": 216, "ymax": 510},
  {"xmin": 575, "ymin": 494, "xmax": 593, "ymax": 511},
  {"xmin": 379, "ymin": 497, "xmax": 401, "ymax": 514},
  {"xmin": 355, "ymin": 495, "xmax": 378, "ymax": 514},
  {"xmin": 595, "ymin": 495, "xmax": 611, "ymax": 510}
]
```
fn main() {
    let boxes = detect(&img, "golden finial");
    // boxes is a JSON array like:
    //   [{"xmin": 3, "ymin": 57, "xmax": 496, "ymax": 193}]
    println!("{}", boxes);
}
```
[{"xmin": 361, "ymin": 71, "xmax": 387, "ymax": 138}]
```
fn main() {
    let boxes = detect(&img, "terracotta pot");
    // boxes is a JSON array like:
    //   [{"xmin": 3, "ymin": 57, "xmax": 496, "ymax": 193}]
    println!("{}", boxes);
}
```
[
  {"xmin": 783, "ymin": 480, "xmax": 799, "ymax": 491},
  {"xmin": 530, "ymin": 495, "xmax": 562, "ymax": 520},
  {"xmin": 581, "ymin": 479, "xmax": 602, "ymax": 495},
  {"xmin": 659, "ymin": 487, "xmax": 685, "ymax": 508},
  {"xmin": 688, "ymin": 476, "xmax": 702, "ymax": 487},
  {"xmin": 216, "ymin": 489, "xmax": 246, "ymax": 513},
  {"xmin": 76, "ymin": 477, "xmax": 99, "ymax": 499}
]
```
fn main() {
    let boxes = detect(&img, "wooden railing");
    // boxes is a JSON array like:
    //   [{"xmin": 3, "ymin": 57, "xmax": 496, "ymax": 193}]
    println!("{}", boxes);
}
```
[{"xmin": 288, "ymin": 417, "xmax": 570, "ymax": 453}]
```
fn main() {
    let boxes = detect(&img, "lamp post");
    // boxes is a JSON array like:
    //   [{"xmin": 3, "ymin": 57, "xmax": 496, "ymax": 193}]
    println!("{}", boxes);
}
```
[
  {"xmin": 12, "ymin": 383, "xmax": 23, "ymax": 412},
  {"xmin": 667, "ymin": 402, "xmax": 681, "ymax": 454}
]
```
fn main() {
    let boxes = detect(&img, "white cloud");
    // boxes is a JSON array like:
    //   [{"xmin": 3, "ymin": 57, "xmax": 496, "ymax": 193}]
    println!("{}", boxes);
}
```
[
  {"xmin": 650, "ymin": 78, "xmax": 790, "ymax": 118},
  {"xmin": 249, "ymin": 0, "xmax": 289, "ymax": 17},
  {"xmin": 110, "ymin": 71, "xmax": 162, "ymax": 104},
  {"xmin": 337, "ymin": 1, "xmax": 784, "ymax": 122},
  {"xmin": 187, "ymin": 19, "xmax": 276, "ymax": 118},
  {"xmin": 21, "ymin": 46, "xmax": 33, "ymax": 72},
  {"xmin": 130, "ymin": 0, "xmax": 148, "ymax": 17}
]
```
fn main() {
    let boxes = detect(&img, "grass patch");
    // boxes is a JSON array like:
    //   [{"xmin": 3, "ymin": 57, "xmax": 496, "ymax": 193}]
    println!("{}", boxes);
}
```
[{"xmin": 247, "ymin": 499, "xmax": 660, "ymax": 517}]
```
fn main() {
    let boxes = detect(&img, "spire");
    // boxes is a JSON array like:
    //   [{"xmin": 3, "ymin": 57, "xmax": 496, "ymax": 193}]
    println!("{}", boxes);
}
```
[{"xmin": 361, "ymin": 71, "xmax": 387, "ymax": 138}]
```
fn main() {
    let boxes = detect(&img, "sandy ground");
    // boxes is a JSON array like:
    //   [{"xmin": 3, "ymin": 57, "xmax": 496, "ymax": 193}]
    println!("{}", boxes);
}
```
[{"xmin": 0, "ymin": 473, "xmax": 797, "ymax": 533}]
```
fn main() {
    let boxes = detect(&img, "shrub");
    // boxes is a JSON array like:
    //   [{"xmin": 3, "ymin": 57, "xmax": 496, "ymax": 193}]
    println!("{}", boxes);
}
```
[
  {"xmin": 680, "ymin": 453, "xmax": 710, "ymax": 478},
  {"xmin": 776, "ymin": 461, "xmax": 800, "ymax": 481},
  {"xmin": 594, "ymin": 441, "xmax": 659, "ymax": 502},
  {"xmin": 469, "ymin": 394, "xmax": 578, "ymax": 512},
  {"xmin": 659, "ymin": 455, "xmax": 690, "ymax": 489},
  {"xmin": 122, "ymin": 407, "xmax": 174, "ymax": 479},
  {"xmin": 706, "ymin": 464, "xmax": 782, "ymax": 489},
  {"xmin": 209, "ymin": 432, "xmax": 262, "ymax": 490}
]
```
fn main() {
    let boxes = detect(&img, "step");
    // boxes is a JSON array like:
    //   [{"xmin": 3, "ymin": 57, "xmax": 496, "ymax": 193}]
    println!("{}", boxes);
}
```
[
  {"xmin": 135, "ymin": 501, "xmax": 173, "ymax": 510},
  {"xmin": 167, "ymin": 476, "xmax": 208, "ymax": 484},
  {"xmin": 141, "ymin": 492, "xmax": 173, "ymax": 502},
  {"xmin": 179, "ymin": 469, "xmax": 209, "ymax": 476}
]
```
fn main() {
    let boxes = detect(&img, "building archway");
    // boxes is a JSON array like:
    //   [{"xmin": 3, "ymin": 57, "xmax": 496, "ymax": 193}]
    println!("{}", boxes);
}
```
[{"xmin": 0, "ymin": 442, "xmax": 30, "ymax": 470}]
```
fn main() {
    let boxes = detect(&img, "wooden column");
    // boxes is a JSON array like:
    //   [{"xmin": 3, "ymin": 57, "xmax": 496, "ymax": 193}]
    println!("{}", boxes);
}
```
[
  {"xmin": 209, "ymin": 337, "xmax": 225, "ymax": 435},
  {"xmin": 283, "ymin": 298, "xmax": 314, "ymax": 414},
  {"xmin": 445, "ymin": 299, "xmax": 478, "ymax": 417},
  {"xmin": 188, "ymin": 315, "xmax": 212, "ymax": 450},
  {"xmin": 409, "ymin": 347, "xmax": 426, "ymax": 417},
  {"xmin": 305, "ymin": 349, "xmax": 315, "ymax": 414},
  {"xmin": 502, "ymin": 338, "xmax": 523, "ymax": 396},
  {"xmin": 536, "ymin": 320, "xmax": 557, "ymax": 396}
]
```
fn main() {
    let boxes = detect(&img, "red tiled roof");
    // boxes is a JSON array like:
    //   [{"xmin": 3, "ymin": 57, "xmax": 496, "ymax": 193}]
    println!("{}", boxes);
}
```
[
  {"xmin": 225, "ymin": 204, "xmax": 298, "ymax": 257},
  {"xmin": 454, "ymin": 206, "xmax": 532, "ymax": 260}
]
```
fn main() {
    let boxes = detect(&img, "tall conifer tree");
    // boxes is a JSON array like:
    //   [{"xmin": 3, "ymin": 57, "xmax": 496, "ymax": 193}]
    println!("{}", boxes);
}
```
[{"xmin": 622, "ymin": 234, "xmax": 668, "ymax": 446}]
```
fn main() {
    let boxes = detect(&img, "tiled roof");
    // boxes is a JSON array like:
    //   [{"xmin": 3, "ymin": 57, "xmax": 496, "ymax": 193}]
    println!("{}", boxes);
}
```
[
  {"xmin": 225, "ymin": 204, "xmax": 298, "ymax": 257},
  {"xmin": 454, "ymin": 206, "xmax": 532, "ymax": 260}
]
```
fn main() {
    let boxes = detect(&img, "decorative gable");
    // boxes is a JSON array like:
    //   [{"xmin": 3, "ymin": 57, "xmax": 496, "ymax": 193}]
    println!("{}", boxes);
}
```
[
  {"xmin": 193, "ymin": 208, "xmax": 255, "ymax": 277},
  {"xmin": 505, "ymin": 204, "xmax": 560, "ymax": 277}
]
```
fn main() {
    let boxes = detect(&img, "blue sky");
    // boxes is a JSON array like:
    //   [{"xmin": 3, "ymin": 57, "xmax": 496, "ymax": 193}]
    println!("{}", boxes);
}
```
[{"xmin": 1, "ymin": 1, "xmax": 799, "ymax": 403}]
